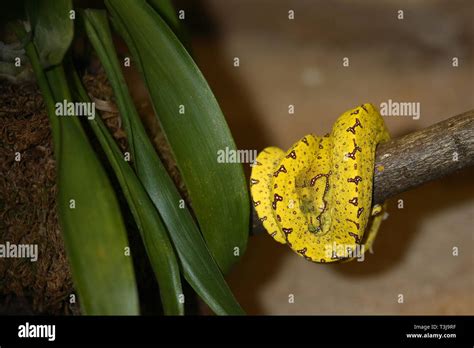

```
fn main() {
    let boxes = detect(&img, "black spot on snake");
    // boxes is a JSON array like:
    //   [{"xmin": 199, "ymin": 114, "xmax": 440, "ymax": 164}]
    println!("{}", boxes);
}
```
[
  {"xmin": 348, "ymin": 231, "xmax": 361, "ymax": 243},
  {"xmin": 348, "ymin": 197, "xmax": 358, "ymax": 206},
  {"xmin": 273, "ymin": 165, "xmax": 287, "ymax": 177},
  {"xmin": 272, "ymin": 193, "xmax": 283, "ymax": 210},
  {"xmin": 347, "ymin": 176, "xmax": 362, "ymax": 185},
  {"xmin": 346, "ymin": 118, "xmax": 362, "ymax": 134},
  {"xmin": 347, "ymin": 139, "xmax": 362, "ymax": 160},
  {"xmin": 297, "ymin": 247, "xmax": 307, "ymax": 255},
  {"xmin": 286, "ymin": 150, "xmax": 297, "ymax": 159},
  {"xmin": 346, "ymin": 218, "xmax": 360, "ymax": 230},
  {"xmin": 310, "ymin": 173, "xmax": 329, "ymax": 187}
]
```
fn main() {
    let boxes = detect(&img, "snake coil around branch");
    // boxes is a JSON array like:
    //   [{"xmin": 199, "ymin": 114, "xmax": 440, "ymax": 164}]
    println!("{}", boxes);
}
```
[{"xmin": 250, "ymin": 108, "xmax": 474, "ymax": 261}]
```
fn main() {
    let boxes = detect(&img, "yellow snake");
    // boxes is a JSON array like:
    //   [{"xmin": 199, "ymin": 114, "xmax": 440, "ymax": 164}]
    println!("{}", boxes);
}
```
[{"xmin": 250, "ymin": 104, "xmax": 390, "ymax": 263}]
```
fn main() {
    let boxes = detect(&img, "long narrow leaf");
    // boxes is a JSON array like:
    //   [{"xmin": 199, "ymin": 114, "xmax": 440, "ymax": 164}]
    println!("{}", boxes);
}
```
[
  {"xmin": 66, "ymin": 62, "xmax": 184, "ymax": 315},
  {"xmin": 83, "ymin": 9, "xmax": 244, "ymax": 315},
  {"xmin": 15, "ymin": 24, "xmax": 139, "ymax": 314},
  {"xmin": 25, "ymin": 0, "xmax": 74, "ymax": 68},
  {"xmin": 106, "ymin": 0, "xmax": 249, "ymax": 274},
  {"xmin": 147, "ymin": 0, "xmax": 188, "ymax": 45}
]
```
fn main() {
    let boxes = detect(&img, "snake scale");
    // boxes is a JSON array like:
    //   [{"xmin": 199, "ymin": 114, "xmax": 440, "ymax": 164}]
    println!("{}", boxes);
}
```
[{"xmin": 250, "ymin": 103, "xmax": 390, "ymax": 263}]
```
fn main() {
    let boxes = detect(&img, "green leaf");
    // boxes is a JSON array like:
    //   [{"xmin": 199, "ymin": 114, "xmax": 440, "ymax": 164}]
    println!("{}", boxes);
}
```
[
  {"xmin": 25, "ymin": 0, "xmax": 74, "ymax": 68},
  {"xmin": 147, "ymin": 0, "xmax": 188, "ymax": 45},
  {"xmin": 83, "ymin": 9, "xmax": 244, "ymax": 315},
  {"xmin": 15, "ymin": 22, "xmax": 139, "ymax": 314},
  {"xmin": 106, "ymin": 0, "xmax": 249, "ymax": 274},
  {"xmin": 79, "ymin": 10, "xmax": 184, "ymax": 315}
]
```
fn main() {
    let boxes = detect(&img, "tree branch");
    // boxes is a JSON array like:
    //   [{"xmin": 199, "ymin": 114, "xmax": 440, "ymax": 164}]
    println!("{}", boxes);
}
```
[{"xmin": 251, "ymin": 109, "xmax": 474, "ymax": 234}]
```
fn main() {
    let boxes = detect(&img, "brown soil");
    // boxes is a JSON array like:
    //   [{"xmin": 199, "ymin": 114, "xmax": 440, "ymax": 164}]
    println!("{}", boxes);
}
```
[
  {"xmin": 0, "ymin": 81, "xmax": 76, "ymax": 314},
  {"xmin": 0, "ymin": 72, "xmax": 134, "ymax": 314}
]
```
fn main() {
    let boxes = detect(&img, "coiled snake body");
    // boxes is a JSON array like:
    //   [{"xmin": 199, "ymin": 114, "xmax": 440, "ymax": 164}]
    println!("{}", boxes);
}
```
[{"xmin": 250, "ymin": 104, "xmax": 390, "ymax": 263}]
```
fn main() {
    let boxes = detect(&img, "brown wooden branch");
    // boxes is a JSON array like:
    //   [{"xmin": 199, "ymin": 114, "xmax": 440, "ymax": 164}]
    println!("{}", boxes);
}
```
[{"xmin": 251, "ymin": 109, "xmax": 474, "ymax": 234}]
